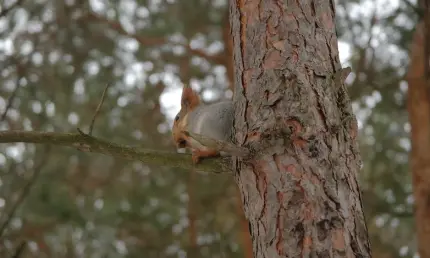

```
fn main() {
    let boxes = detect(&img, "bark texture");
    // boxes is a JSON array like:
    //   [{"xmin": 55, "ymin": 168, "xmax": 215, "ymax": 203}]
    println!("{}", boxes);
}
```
[
  {"xmin": 236, "ymin": 192, "xmax": 255, "ymax": 258},
  {"xmin": 223, "ymin": 13, "xmax": 255, "ymax": 256},
  {"xmin": 407, "ymin": 21, "xmax": 430, "ymax": 258},
  {"xmin": 229, "ymin": 0, "xmax": 371, "ymax": 257}
]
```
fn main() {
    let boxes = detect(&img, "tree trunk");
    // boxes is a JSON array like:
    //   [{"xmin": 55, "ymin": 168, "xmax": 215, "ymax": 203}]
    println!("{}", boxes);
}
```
[
  {"xmin": 235, "ymin": 191, "xmax": 254, "ymax": 258},
  {"xmin": 222, "ymin": 11, "xmax": 254, "ymax": 257},
  {"xmin": 229, "ymin": 0, "xmax": 371, "ymax": 257},
  {"xmin": 407, "ymin": 21, "xmax": 430, "ymax": 258}
]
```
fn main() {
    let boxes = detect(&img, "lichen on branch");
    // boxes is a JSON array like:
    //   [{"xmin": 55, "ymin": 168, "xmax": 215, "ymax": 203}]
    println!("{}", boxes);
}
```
[{"xmin": 0, "ymin": 129, "xmax": 230, "ymax": 174}]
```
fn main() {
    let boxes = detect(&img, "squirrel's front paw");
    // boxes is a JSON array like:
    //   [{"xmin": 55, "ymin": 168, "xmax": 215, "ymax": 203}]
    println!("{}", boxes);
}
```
[{"xmin": 191, "ymin": 149, "xmax": 219, "ymax": 164}]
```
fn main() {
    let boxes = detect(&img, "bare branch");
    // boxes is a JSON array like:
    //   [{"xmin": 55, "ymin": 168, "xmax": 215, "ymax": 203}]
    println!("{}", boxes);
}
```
[
  {"xmin": 89, "ymin": 83, "xmax": 111, "ymax": 136},
  {"xmin": 1, "ymin": 61, "xmax": 25, "ymax": 123},
  {"xmin": 10, "ymin": 241, "xmax": 26, "ymax": 258},
  {"xmin": 0, "ymin": 146, "xmax": 50, "ymax": 238},
  {"xmin": 0, "ymin": 82, "xmax": 21, "ymax": 123},
  {"xmin": 404, "ymin": 0, "xmax": 424, "ymax": 17},
  {"xmin": 86, "ymin": 12, "xmax": 166, "ymax": 46},
  {"xmin": 0, "ymin": 130, "xmax": 230, "ymax": 174},
  {"xmin": 84, "ymin": 12, "xmax": 226, "ymax": 64},
  {"xmin": 184, "ymin": 131, "xmax": 250, "ymax": 157},
  {"xmin": 0, "ymin": 0, "xmax": 24, "ymax": 18},
  {"xmin": 183, "ymin": 45, "xmax": 226, "ymax": 65}
]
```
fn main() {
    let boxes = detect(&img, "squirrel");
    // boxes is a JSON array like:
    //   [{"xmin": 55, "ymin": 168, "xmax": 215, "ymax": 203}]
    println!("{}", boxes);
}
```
[{"xmin": 172, "ymin": 85, "xmax": 235, "ymax": 164}]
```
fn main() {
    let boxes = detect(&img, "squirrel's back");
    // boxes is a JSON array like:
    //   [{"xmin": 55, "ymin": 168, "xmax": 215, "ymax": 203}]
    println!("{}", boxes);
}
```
[{"xmin": 186, "ymin": 101, "xmax": 234, "ymax": 142}]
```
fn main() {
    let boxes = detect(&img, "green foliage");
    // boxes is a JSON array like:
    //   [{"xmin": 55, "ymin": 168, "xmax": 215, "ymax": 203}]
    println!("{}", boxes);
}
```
[{"xmin": 0, "ymin": 0, "xmax": 420, "ymax": 257}]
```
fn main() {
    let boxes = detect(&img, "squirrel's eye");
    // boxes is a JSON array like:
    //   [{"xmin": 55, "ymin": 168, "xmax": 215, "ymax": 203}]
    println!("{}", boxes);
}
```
[{"xmin": 175, "ymin": 115, "xmax": 179, "ymax": 121}]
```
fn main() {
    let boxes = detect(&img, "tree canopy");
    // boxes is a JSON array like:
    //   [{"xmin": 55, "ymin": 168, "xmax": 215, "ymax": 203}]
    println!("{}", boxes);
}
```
[{"xmin": 0, "ymin": 0, "xmax": 420, "ymax": 257}]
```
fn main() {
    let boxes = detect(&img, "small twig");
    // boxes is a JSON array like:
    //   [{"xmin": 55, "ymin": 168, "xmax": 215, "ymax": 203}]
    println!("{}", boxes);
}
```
[
  {"xmin": 1, "ymin": 60, "xmax": 24, "ymax": 123},
  {"xmin": 89, "ymin": 83, "xmax": 111, "ymax": 136},
  {"xmin": 0, "ymin": 0, "xmax": 24, "ymax": 18},
  {"xmin": 1, "ymin": 80, "xmax": 22, "ymax": 123},
  {"xmin": 0, "ymin": 146, "xmax": 51, "ymax": 238},
  {"xmin": 10, "ymin": 241, "xmax": 26, "ymax": 258},
  {"xmin": 403, "ymin": 0, "xmax": 424, "ymax": 18}
]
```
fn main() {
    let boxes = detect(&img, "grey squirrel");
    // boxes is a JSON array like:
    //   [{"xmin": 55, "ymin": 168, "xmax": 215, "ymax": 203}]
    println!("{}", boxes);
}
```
[{"xmin": 172, "ymin": 85, "xmax": 234, "ymax": 164}]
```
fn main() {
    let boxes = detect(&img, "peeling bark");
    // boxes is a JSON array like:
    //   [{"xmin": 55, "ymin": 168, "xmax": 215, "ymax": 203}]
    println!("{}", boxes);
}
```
[
  {"xmin": 407, "ymin": 21, "xmax": 430, "ymax": 258},
  {"xmin": 229, "ymin": 0, "xmax": 371, "ymax": 257}
]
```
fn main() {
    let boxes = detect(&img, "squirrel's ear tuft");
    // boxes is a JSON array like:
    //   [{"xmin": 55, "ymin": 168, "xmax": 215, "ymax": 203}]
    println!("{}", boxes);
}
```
[{"xmin": 181, "ymin": 84, "xmax": 200, "ymax": 110}]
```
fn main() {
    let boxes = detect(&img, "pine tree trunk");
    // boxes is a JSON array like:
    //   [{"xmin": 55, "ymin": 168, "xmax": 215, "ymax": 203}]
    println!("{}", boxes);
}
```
[
  {"xmin": 236, "ymin": 191, "xmax": 254, "ymax": 258},
  {"xmin": 229, "ymin": 0, "xmax": 372, "ymax": 257},
  {"xmin": 407, "ymin": 21, "xmax": 430, "ymax": 258},
  {"xmin": 222, "ymin": 11, "xmax": 254, "ymax": 257}
]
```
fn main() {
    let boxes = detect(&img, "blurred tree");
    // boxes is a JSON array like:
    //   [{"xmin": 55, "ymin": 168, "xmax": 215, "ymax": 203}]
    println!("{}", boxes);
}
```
[
  {"xmin": 407, "ymin": 20, "xmax": 430, "ymax": 258},
  {"xmin": 406, "ymin": 0, "xmax": 430, "ymax": 255},
  {"xmin": 0, "ymin": 0, "xmax": 247, "ymax": 257},
  {"xmin": 0, "ymin": 0, "xmax": 425, "ymax": 257},
  {"xmin": 335, "ymin": 0, "xmax": 418, "ymax": 257}
]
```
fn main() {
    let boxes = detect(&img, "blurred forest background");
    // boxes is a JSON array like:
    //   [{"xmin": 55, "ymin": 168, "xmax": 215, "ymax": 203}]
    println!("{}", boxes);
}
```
[{"xmin": 0, "ymin": 0, "xmax": 420, "ymax": 257}]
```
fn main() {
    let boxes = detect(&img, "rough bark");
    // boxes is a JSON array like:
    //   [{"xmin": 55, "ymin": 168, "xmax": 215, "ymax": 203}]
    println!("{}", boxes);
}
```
[
  {"xmin": 229, "ymin": 0, "xmax": 371, "ymax": 257},
  {"xmin": 406, "ymin": 21, "xmax": 430, "ymax": 258},
  {"xmin": 235, "ymin": 192, "xmax": 254, "ymax": 258},
  {"xmin": 222, "ymin": 11, "xmax": 255, "ymax": 257}
]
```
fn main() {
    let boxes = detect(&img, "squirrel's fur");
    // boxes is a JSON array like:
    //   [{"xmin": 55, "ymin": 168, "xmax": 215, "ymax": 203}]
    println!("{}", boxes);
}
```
[{"xmin": 172, "ymin": 85, "xmax": 234, "ymax": 164}]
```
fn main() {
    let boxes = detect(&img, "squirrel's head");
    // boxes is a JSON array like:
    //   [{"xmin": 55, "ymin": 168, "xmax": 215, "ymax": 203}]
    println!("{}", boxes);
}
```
[{"xmin": 172, "ymin": 84, "xmax": 200, "ymax": 149}]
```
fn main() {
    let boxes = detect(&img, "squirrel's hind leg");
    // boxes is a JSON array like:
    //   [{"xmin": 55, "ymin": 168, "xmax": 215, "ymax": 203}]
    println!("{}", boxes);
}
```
[{"xmin": 191, "ymin": 149, "xmax": 219, "ymax": 164}]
